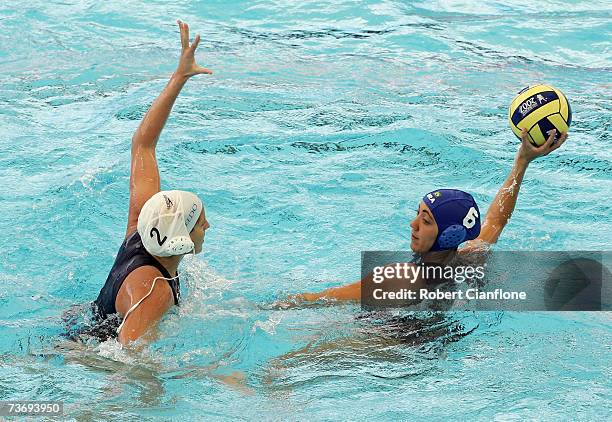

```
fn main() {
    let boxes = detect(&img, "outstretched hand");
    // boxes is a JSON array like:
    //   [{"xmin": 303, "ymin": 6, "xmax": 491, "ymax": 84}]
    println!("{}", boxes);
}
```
[
  {"xmin": 175, "ymin": 20, "xmax": 213, "ymax": 79},
  {"xmin": 517, "ymin": 128, "xmax": 568, "ymax": 165}
]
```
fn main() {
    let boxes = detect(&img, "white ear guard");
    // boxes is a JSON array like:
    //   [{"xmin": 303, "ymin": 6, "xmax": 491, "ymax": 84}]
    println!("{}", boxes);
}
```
[{"xmin": 160, "ymin": 235, "xmax": 195, "ymax": 256}]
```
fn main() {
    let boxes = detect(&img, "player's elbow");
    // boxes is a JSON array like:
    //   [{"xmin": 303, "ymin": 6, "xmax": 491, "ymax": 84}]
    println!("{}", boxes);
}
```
[
  {"xmin": 476, "ymin": 222, "xmax": 505, "ymax": 245},
  {"xmin": 117, "ymin": 320, "xmax": 147, "ymax": 345},
  {"xmin": 118, "ymin": 327, "xmax": 135, "ymax": 345}
]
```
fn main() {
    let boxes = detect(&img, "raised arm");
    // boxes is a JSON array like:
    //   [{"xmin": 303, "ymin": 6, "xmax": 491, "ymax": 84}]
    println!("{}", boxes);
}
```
[
  {"xmin": 463, "ymin": 128, "xmax": 567, "ymax": 248},
  {"xmin": 125, "ymin": 20, "xmax": 212, "ymax": 237}
]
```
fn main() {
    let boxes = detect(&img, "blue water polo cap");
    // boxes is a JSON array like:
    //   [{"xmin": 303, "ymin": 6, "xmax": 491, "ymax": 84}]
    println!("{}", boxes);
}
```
[{"xmin": 422, "ymin": 189, "xmax": 481, "ymax": 251}]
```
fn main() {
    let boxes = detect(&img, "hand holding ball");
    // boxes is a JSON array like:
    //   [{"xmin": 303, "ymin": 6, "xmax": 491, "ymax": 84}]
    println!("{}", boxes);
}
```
[{"xmin": 509, "ymin": 85, "xmax": 572, "ymax": 146}]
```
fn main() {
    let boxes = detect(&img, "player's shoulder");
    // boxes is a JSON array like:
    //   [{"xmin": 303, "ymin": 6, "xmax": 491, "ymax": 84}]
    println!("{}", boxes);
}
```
[
  {"xmin": 116, "ymin": 266, "xmax": 173, "ymax": 314},
  {"xmin": 126, "ymin": 265, "xmax": 166, "ymax": 284},
  {"xmin": 125, "ymin": 225, "xmax": 138, "ymax": 241}
]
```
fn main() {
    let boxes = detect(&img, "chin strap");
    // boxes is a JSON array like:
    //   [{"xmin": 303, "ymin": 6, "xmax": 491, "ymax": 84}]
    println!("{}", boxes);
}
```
[{"xmin": 116, "ymin": 248, "xmax": 195, "ymax": 338}]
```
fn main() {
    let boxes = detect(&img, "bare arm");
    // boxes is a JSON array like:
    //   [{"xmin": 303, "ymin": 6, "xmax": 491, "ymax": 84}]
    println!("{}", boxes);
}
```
[
  {"xmin": 125, "ymin": 20, "xmax": 213, "ymax": 237},
  {"xmin": 115, "ymin": 266, "xmax": 175, "ymax": 345},
  {"xmin": 463, "ymin": 128, "xmax": 568, "ymax": 248},
  {"xmin": 291, "ymin": 264, "xmax": 425, "ymax": 304},
  {"xmin": 296, "ymin": 280, "xmax": 362, "ymax": 302}
]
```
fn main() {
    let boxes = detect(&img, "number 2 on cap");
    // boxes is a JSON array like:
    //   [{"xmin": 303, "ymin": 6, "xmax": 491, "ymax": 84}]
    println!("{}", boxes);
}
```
[{"xmin": 150, "ymin": 227, "xmax": 167, "ymax": 246}]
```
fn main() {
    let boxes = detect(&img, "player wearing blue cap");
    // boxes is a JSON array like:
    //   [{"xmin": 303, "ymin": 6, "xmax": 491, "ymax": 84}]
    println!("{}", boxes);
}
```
[{"xmin": 294, "ymin": 127, "xmax": 568, "ymax": 302}]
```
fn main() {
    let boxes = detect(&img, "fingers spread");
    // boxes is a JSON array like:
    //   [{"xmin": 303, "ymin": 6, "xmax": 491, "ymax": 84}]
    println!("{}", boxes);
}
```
[
  {"xmin": 179, "ymin": 20, "xmax": 189, "ymax": 50},
  {"xmin": 520, "ymin": 128, "xmax": 529, "ymax": 143},
  {"xmin": 197, "ymin": 66, "xmax": 213, "ymax": 75},
  {"xmin": 191, "ymin": 34, "xmax": 201, "ymax": 51},
  {"xmin": 533, "ymin": 129, "xmax": 555, "ymax": 155},
  {"xmin": 521, "ymin": 128, "xmax": 537, "ymax": 150},
  {"xmin": 543, "ymin": 129, "xmax": 556, "ymax": 149},
  {"xmin": 551, "ymin": 132, "xmax": 568, "ymax": 151},
  {"xmin": 520, "ymin": 128, "xmax": 531, "ymax": 146}
]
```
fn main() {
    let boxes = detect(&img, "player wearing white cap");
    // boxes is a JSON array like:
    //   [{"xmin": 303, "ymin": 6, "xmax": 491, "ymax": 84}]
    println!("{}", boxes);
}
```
[{"xmin": 93, "ymin": 20, "xmax": 211, "ymax": 345}]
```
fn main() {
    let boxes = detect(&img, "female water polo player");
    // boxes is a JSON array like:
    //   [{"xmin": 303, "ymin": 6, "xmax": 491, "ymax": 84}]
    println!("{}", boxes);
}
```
[
  {"xmin": 91, "ymin": 21, "xmax": 212, "ymax": 345},
  {"xmin": 295, "ymin": 127, "xmax": 568, "ymax": 302}
]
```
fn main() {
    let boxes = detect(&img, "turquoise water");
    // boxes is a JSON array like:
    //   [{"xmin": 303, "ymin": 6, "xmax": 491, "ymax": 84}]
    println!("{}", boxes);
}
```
[{"xmin": 1, "ymin": 0, "xmax": 611, "ymax": 420}]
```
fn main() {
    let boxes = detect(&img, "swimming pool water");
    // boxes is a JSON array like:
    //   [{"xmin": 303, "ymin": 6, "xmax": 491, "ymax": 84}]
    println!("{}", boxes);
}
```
[{"xmin": 0, "ymin": 0, "xmax": 611, "ymax": 420}]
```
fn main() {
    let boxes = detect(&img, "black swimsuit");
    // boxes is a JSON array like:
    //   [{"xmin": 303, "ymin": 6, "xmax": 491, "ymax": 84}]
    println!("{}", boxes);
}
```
[
  {"xmin": 85, "ymin": 230, "xmax": 181, "ymax": 340},
  {"xmin": 357, "ymin": 260, "xmax": 472, "ymax": 345}
]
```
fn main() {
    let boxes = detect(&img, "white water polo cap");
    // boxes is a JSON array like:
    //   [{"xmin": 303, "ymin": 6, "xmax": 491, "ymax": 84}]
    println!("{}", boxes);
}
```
[{"xmin": 137, "ymin": 190, "xmax": 203, "ymax": 257}]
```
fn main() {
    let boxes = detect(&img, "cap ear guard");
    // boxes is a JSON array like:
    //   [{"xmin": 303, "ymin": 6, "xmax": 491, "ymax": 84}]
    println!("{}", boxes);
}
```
[
  {"xmin": 159, "ymin": 235, "xmax": 195, "ymax": 256},
  {"xmin": 423, "ymin": 189, "xmax": 481, "ymax": 252},
  {"xmin": 435, "ymin": 224, "xmax": 467, "ymax": 250}
]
